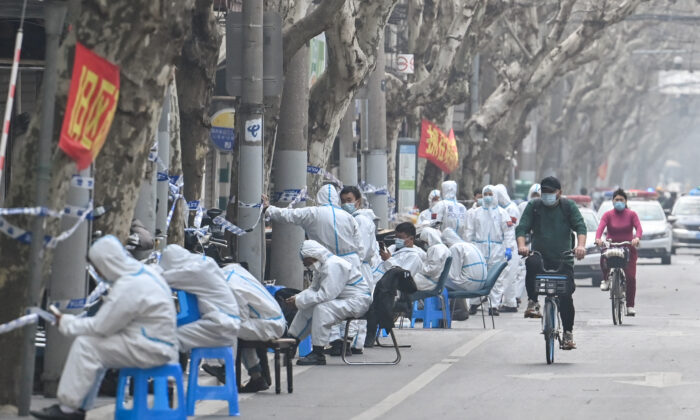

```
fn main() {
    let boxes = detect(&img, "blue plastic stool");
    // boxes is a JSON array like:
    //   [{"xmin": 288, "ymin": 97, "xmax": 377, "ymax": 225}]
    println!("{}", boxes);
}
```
[
  {"xmin": 175, "ymin": 290, "xmax": 200, "ymax": 327},
  {"xmin": 298, "ymin": 335, "xmax": 312, "ymax": 357},
  {"xmin": 411, "ymin": 288, "xmax": 450, "ymax": 328},
  {"xmin": 115, "ymin": 364, "xmax": 186, "ymax": 420},
  {"xmin": 187, "ymin": 347, "xmax": 239, "ymax": 416}
]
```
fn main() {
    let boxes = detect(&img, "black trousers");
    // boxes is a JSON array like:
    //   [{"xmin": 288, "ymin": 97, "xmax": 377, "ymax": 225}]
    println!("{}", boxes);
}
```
[{"xmin": 525, "ymin": 253, "xmax": 576, "ymax": 332}]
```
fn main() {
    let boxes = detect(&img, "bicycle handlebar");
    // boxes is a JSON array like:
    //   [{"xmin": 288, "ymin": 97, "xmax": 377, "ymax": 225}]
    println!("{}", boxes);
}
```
[
  {"xmin": 599, "ymin": 240, "xmax": 633, "ymax": 248},
  {"xmin": 528, "ymin": 250, "xmax": 574, "ymax": 274}
]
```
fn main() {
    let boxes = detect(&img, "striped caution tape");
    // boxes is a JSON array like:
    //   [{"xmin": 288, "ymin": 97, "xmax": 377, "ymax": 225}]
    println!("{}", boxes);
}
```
[
  {"xmin": 0, "ymin": 307, "xmax": 57, "ymax": 335},
  {"xmin": 71, "ymin": 175, "xmax": 94, "ymax": 189},
  {"xmin": 0, "ymin": 206, "xmax": 63, "ymax": 218}
]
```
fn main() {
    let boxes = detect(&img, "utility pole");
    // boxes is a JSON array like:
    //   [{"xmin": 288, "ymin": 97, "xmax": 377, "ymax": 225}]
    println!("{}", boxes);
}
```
[
  {"xmin": 237, "ymin": 0, "xmax": 264, "ymax": 279},
  {"xmin": 155, "ymin": 90, "xmax": 170, "ymax": 248},
  {"xmin": 43, "ymin": 168, "xmax": 91, "ymax": 397},
  {"xmin": 19, "ymin": 1, "xmax": 65, "ymax": 415},
  {"xmin": 339, "ymin": 100, "xmax": 358, "ymax": 186},
  {"xmin": 270, "ymin": 42, "xmax": 308, "ymax": 290},
  {"xmin": 366, "ymin": 41, "xmax": 389, "ymax": 228}
]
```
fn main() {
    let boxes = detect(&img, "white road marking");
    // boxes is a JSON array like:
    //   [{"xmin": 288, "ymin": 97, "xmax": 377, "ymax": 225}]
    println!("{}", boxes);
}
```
[
  {"xmin": 350, "ymin": 330, "xmax": 500, "ymax": 420},
  {"xmin": 510, "ymin": 371, "xmax": 698, "ymax": 388}
]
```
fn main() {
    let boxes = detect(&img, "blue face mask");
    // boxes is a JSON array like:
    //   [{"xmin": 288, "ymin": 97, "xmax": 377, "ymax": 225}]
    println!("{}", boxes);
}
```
[
  {"xmin": 483, "ymin": 196, "xmax": 494, "ymax": 206},
  {"xmin": 477, "ymin": 198, "xmax": 484, "ymax": 207},
  {"xmin": 614, "ymin": 201, "xmax": 626, "ymax": 212},
  {"xmin": 341, "ymin": 203, "xmax": 356, "ymax": 214},
  {"xmin": 541, "ymin": 193, "xmax": 558, "ymax": 207},
  {"xmin": 394, "ymin": 238, "xmax": 405, "ymax": 250}
]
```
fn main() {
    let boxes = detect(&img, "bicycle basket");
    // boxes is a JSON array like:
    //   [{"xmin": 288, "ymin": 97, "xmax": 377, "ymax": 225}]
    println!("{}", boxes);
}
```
[
  {"xmin": 603, "ymin": 248, "xmax": 628, "ymax": 269},
  {"xmin": 535, "ymin": 274, "xmax": 571, "ymax": 296}
]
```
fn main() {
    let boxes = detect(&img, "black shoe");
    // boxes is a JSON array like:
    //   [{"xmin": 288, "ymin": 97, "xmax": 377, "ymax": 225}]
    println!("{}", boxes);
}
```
[
  {"xmin": 324, "ymin": 340, "xmax": 351, "ymax": 356},
  {"xmin": 499, "ymin": 305, "xmax": 517, "ymax": 313},
  {"xmin": 239, "ymin": 376, "xmax": 270, "ymax": 393},
  {"xmin": 351, "ymin": 347, "xmax": 363, "ymax": 355},
  {"xmin": 469, "ymin": 305, "xmax": 480, "ymax": 315},
  {"xmin": 296, "ymin": 352, "xmax": 326, "ymax": 366},
  {"xmin": 488, "ymin": 308, "xmax": 500, "ymax": 316},
  {"xmin": 202, "ymin": 363, "xmax": 227, "ymax": 384},
  {"xmin": 30, "ymin": 404, "xmax": 85, "ymax": 420}
]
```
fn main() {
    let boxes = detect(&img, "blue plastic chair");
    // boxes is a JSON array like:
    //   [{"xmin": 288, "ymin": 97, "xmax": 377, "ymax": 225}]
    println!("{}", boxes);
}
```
[
  {"xmin": 175, "ymin": 290, "xmax": 200, "ymax": 327},
  {"xmin": 115, "ymin": 364, "xmax": 186, "ymax": 420},
  {"xmin": 187, "ymin": 347, "xmax": 240, "ymax": 416},
  {"xmin": 409, "ymin": 257, "xmax": 453, "ymax": 328},
  {"xmin": 447, "ymin": 261, "xmax": 508, "ymax": 329}
]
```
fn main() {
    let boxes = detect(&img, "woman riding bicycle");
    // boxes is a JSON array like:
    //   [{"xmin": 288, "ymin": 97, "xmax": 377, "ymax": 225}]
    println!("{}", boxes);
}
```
[{"xmin": 595, "ymin": 188, "xmax": 642, "ymax": 316}]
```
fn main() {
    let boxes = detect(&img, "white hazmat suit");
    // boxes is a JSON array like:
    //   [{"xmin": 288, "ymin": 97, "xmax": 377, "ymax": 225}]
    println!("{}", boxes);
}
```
[
  {"xmin": 467, "ymin": 186, "xmax": 515, "ymax": 309},
  {"xmin": 493, "ymin": 184, "xmax": 521, "ymax": 309},
  {"xmin": 373, "ymin": 242, "xmax": 426, "ymax": 283},
  {"xmin": 56, "ymin": 236, "xmax": 178, "ymax": 410},
  {"xmin": 289, "ymin": 241, "xmax": 372, "ymax": 347},
  {"xmin": 418, "ymin": 189, "xmax": 441, "ymax": 225},
  {"xmin": 160, "ymin": 244, "xmax": 239, "ymax": 351},
  {"xmin": 221, "ymin": 263, "xmax": 286, "ymax": 370},
  {"xmin": 266, "ymin": 184, "xmax": 363, "ymax": 270},
  {"xmin": 433, "ymin": 181, "xmax": 468, "ymax": 239},
  {"xmin": 447, "ymin": 241, "xmax": 488, "ymax": 292},
  {"xmin": 413, "ymin": 228, "xmax": 451, "ymax": 291}
]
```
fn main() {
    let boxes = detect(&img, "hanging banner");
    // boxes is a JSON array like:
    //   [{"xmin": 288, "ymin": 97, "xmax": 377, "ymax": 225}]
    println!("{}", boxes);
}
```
[
  {"xmin": 59, "ymin": 42, "xmax": 120, "ymax": 170},
  {"xmin": 418, "ymin": 119, "xmax": 459, "ymax": 174}
]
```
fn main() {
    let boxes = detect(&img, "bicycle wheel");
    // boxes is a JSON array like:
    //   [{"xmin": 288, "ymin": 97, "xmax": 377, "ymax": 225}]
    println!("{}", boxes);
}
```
[
  {"xmin": 544, "ymin": 300, "xmax": 556, "ymax": 364},
  {"xmin": 611, "ymin": 271, "xmax": 620, "ymax": 325}
]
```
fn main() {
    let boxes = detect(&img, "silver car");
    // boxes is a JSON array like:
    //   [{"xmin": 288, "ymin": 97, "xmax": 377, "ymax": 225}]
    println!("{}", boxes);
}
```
[
  {"xmin": 597, "ymin": 200, "xmax": 673, "ymax": 264},
  {"xmin": 670, "ymin": 196, "xmax": 700, "ymax": 253},
  {"xmin": 574, "ymin": 208, "xmax": 604, "ymax": 286}
]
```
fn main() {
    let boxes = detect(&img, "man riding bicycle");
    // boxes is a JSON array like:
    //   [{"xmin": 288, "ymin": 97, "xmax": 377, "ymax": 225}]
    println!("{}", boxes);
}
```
[{"xmin": 516, "ymin": 177, "xmax": 587, "ymax": 350}]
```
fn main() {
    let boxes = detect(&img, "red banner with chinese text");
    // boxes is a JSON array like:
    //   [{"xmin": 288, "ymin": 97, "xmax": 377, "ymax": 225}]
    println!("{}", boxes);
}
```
[
  {"xmin": 59, "ymin": 42, "xmax": 120, "ymax": 170},
  {"xmin": 418, "ymin": 119, "xmax": 459, "ymax": 174}
]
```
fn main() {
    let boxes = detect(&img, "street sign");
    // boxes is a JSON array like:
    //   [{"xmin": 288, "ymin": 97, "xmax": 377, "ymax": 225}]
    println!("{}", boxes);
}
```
[
  {"xmin": 210, "ymin": 108, "xmax": 235, "ymax": 152},
  {"xmin": 397, "ymin": 54, "xmax": 414, "ymax": 74}
]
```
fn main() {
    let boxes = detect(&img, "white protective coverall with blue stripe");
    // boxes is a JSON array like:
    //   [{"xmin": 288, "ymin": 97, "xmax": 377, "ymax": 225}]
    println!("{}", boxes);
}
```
[
  {"xmin": 266, "ymin": 184, "xmax": 364, "ymax": 270},
  {"xmin": 432, "ymin": 181, "xmax": 468, "ymax": 240},
  {"xmin": 160, "ymin": 244, "xmax": 240, "ymax": 351},
  {"xmin": 221, "ymin": 263, "xmax": 286, "ymax": 370},
  {"xmin": 446, "ymin": 240, "xmax": 488, "ymax": 292},
  {"xmin": 413, "ymin": 228, "xmax": 451, "ymax": 291},
  {"xmin": 467, "ymin": 186, "xmax": 515, "ymax": 308},
  {"xmin": 494, "ymin": 184, "xmax": 523, "ymax": 308},
  {"xmin": 289, "ymin": 241, "xmax": 372, "ymax": 347},
  {"xmin": 56, "ymin": 236, "xmax": 178, "ymax": 410}
]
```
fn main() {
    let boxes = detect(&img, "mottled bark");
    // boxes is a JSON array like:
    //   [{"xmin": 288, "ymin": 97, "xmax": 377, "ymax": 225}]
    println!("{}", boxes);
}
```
[
  {"xmin": 177, "ymin": 0, "xmax": 222, "ymax": 202},
  {"xmin": 168, "ymin": 80, "xmax": 186, "ymax": 246},
  {"xmin": 0, "ymin": 0, "xmax": 195, "ymax": 405}
]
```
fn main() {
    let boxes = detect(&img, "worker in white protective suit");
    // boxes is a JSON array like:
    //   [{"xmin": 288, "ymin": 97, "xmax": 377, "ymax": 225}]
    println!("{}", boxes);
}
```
[
  {"xmin": 465, "ymin": 187, "xmax": 484, "ymax": 239},
  {"xmin": 446, "ymin": 240, "xmax": 488, "ymax": 292},
  {"xmin": 432, "ymin": 180, "xmax": 468, "ymax": 239},
  {"xmin": 159, "ymin": 244, "xmax": 239, "ymax": 350},
  {"xmin": 287, "ymin": 240, "xmax": 372, "ymax": 366},
  {"xmin": 466, "ymin": 186, "xmax": 515, "ymax": 315},
  {"xmin": 515, "ymin": 183, "xmax": 541, "ymax": 308},
  {"xmin": 493, "ymin": 184, "xmax": 521, "ymax": 313},
  {"xmin": 413, "ymin": 227, "xmax": 451, "ymax": 291},
  {"xmin": 31, "ymin": 236, "xmax": 177, "ymax": 420},
  {"xmin": 374, "ymin": 222, "xmax": 427, "ymax": 282},
  {"xmin": 203, "ymin": 263, "xmax": 287, "ymax": 393},
  {"xmin": 418, "ymin": 189, "xmax": 441, "ymax": 225},
  {"xmin": 263, "ymin": 184, "xmax": 364, "ymax": 271},
  {"xmin": 329, "ymin": 185, "xmax": 380, "ymax": 355}
]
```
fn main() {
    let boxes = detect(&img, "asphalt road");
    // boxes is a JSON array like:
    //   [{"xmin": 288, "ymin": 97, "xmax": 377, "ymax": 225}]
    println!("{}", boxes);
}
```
[
  {"xmin": 6, "ymin": 250, "xmax": 699, "ymax": 420},
  {"xmin": 207, "ymin": 250, "xmax": 700, "ymax": 420}
]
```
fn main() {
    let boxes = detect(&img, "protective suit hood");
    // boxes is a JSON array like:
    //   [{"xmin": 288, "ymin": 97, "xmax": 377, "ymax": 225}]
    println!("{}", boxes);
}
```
[
  {"xmin": 300, "ymin": 240, "xmax": 334, "ymax": 263},
  {"xmin": 482, "ymin": 185, "xmax": 496, "ymax": 208},
  {"xmin": 88, "ymin": 235, "xmax": 143, "ymax": 282},
  {"xmin": 160, "ymin": 244, "xmax": 197, "ymax": 271},
  {"xmin": 528, "ymin": 183, "xmax": 541, "ymax": 200},
  {"xmin": 441, "ymin": 181, "xmax": 458, "ymax": 200},
  {"xmin": 494, "ymin": 184, "xmax": 511, "ymax": 207},
  {"xmin": 428, "ymin": 189, "xmax": 441, "ymax": 209},
  {"xmin": 316, "ymin": 184, "xmax": 340, "ymax": 207},
  {"xmin": 420, "ymin": 227, "xmax": 443, "ymax": 247},
  {"xmin": 441, "ymin": 229, "xmax": 464, "ymax": 247},
  {"xmin": 354, "ymin": 208, "xmax": 377, "ymax": 221}
]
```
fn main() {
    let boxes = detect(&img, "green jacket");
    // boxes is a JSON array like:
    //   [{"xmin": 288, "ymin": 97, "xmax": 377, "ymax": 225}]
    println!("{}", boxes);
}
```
[{"xmin": 516, "ymin": 198, "xmax": 587, "ymax": 266}]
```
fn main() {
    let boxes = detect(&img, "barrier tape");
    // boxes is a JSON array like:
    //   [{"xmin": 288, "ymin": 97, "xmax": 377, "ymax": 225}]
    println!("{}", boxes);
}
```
[
  {"xmin": 193, "ymin": 205, "xmax": 204, "ymax": 228},
  {"xmin": 71, "ymin": 175, "xmax": 94, "ymax": 190},
  {"xmin": 0, "ymin": 307, "xmax": 57, "ymax": 335},
  {"xmin": 47, "ymin": 203, "xmax": 93, "ymax": 248},
  {"xmin": 0, "ymin": 206, "xmax": 62, "ymax": 218}
]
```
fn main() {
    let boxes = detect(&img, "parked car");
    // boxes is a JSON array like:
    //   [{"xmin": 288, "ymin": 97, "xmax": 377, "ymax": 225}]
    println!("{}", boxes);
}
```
[
  {"xmin": 574, "ymin": 207, "xmax": 604, "ymax": 286},
  {"xmin": 670, "ymin": 194, "xmax": 700, "ymax": 253},
  {"xmin": 597, "ymin": 199, "xmax": 672, "ymax": 264}
]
